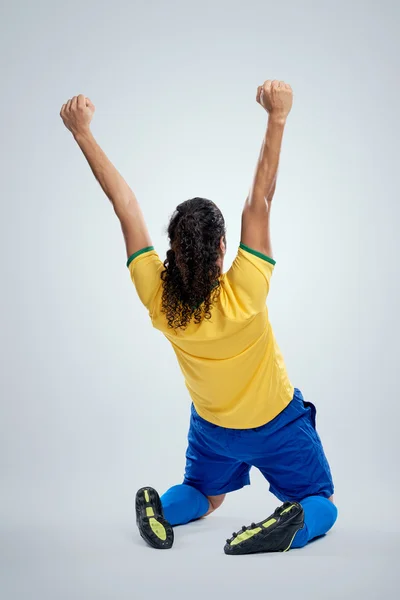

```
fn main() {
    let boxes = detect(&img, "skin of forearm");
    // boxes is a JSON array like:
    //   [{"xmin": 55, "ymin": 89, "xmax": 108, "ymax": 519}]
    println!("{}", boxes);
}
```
[
  {"xmin": 247, "ymin": 116, "xmax": 285, "ymax": 209},
  {"xmin": 74, "ymin": 130, "xmax": 137, "ymax": 219}
]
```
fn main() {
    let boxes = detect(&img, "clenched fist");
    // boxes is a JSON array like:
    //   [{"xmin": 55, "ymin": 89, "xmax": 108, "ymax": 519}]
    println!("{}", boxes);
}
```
[
  {"xmin": 60, "ymin": 95, "xmax": 95, "ymax": 136},
  {"xmin": 256, "ymin": 80, "xmax": 293, "ymax": 121}
]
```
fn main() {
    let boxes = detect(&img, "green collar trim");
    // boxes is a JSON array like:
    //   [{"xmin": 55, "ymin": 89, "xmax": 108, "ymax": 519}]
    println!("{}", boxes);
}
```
[
  {"xmin": 239, "ymin": 243, "xmax": 276, "ymax": 265},
  {"xmin": 126, "ymin": 246, "xmax": 155, "ymax": 268}
]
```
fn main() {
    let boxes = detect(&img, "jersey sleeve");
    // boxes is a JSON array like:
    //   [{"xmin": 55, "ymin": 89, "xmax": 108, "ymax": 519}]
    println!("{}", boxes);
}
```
[
  {"xmin": 225, "ymin": 243, "xmax": 276, "ymax": 314},
  {"xmin": 127, "ymin": 246, "xmax": 164, "ymax": 315}
]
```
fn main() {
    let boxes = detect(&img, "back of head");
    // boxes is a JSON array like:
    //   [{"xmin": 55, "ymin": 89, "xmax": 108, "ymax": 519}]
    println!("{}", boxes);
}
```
[{"xmin": 161, "ymin": 197, "xmax": 226, "ymax": 330}]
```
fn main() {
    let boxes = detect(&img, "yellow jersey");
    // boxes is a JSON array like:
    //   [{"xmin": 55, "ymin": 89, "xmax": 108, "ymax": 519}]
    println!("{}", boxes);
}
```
[{"xmin": 127, "ymin": 243, "xmax": 294, "ymax": 429}]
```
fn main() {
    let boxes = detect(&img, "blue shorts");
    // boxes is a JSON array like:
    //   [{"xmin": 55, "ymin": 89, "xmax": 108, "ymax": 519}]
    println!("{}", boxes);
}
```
[{"xmin": 183, "ymin": 388, "xmax": 334, "ymax": 501}]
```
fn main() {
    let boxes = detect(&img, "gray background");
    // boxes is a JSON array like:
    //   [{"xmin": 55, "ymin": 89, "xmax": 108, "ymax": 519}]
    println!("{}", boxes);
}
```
[{"xmin": 1, "ymin": 0, "xmax": 399, "ymax": 598}]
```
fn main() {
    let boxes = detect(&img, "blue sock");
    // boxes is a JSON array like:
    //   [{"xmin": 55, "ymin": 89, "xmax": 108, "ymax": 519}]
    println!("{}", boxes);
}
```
[
  {"xmin": 291, "ymin": 496, "xmax": 338, "ymax": 548},
  {"xmin": 160, "ymin": 484, "xmax": 210, "ymax": 526}
]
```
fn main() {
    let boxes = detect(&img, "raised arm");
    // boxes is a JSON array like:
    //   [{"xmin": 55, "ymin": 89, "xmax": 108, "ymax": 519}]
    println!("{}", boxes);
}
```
[
  {"xmin": 60, "ymin": 95, "xmax": 152, "ymax": 259},
  {"xmin": 241, "ymin": 80, "xmax": 293, "ymax": 259}
]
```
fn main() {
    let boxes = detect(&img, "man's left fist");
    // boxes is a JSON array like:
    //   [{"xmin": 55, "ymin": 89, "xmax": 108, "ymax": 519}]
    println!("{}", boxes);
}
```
[{"xmin": 60, "ymin": 95, "xmax": 95, "ymax": 136}]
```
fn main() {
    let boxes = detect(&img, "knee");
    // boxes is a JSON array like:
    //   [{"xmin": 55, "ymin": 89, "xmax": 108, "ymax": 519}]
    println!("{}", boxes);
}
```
[{"xmin": 205, "ymin": 494, "xmax": 226, "ymax": 516}]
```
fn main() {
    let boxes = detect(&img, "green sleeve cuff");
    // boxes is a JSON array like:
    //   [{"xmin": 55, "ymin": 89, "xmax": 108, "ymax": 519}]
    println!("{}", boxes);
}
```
[
  {"xmin": 239, "ymin": 243, "xmax": 276, "ymax": 265},
  {"xmin": 126, "ymin": 246, "xmax": 155, "ymax": 268}
]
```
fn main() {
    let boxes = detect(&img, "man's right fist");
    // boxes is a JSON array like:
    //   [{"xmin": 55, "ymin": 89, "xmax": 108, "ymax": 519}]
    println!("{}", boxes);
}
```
[
  {"xmin": 60, "ymin": 95, "xmax": 95, "ymax": 137},
  {"xmin": 256, "ymin": 80, "xmax": 293, "ymax": 121}
]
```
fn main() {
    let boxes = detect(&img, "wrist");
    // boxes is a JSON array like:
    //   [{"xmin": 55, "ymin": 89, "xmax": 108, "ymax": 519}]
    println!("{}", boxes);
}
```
[
  {"xmin": 268, "ymin": 113, "xmax": 287, "ymax": 126},
  {"xmin": 73, "ymin": 128, "xmax": 93, "ymax": 144}
]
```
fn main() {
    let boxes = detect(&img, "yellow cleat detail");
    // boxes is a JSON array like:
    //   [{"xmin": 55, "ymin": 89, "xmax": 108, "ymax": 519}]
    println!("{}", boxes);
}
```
[
  {"xmin": 281, "ymin": 504, "xmax": 295, "ymax": 515},
  {"xmin": 149, "ymin": 518, "xmax": 167, "ymax": 541},
  {"xmin": 262, "ymin": 518, "xmax": 277, "ymax": 528},
  {"xmin": 230, "ymin": 527, "xmax": 262, "ymax": 546}
]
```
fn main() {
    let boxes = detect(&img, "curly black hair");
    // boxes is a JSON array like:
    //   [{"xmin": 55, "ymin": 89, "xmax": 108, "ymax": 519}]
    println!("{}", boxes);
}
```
[{"xmin": 161, "ymin": 198, "xmax": 226, "ymax": 330}]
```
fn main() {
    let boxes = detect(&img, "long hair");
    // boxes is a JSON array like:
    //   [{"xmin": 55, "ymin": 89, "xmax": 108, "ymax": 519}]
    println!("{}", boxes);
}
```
[{"xmin": 161, "ymin": 198, "xmax": 226, "ymax": 330}]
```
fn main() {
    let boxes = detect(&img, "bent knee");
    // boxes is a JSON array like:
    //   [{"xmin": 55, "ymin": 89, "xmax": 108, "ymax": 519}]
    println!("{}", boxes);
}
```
[{"xmin": 205, "ymin": 494, "xmax": 226, "ymax": 516}]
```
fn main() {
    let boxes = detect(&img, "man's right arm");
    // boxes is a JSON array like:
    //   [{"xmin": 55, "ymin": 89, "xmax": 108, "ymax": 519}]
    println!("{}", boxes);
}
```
[
  {"xmin": 60, "ymin": 95, "xmax": 153, "ymax": 261},
  {"xmin": 241, "ymin": 80, "xmax": 293, "ymax": 259}
]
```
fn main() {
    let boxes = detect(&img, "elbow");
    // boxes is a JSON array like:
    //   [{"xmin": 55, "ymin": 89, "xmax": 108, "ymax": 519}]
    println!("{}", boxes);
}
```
[{"xmin": 113, "ymin": 195, "xmax": 137, "ymax": 220}]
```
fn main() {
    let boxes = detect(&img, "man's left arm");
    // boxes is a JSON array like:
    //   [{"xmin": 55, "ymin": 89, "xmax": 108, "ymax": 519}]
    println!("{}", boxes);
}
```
[{"xmin": 60, "ymin": 95, "xmax": 152, "ymax": 258}]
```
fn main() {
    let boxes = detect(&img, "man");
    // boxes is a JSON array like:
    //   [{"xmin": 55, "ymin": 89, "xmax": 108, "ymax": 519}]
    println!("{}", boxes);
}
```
[{"xmin": 60, "ymin": 80, "xmax": 337, "ymax": 554}]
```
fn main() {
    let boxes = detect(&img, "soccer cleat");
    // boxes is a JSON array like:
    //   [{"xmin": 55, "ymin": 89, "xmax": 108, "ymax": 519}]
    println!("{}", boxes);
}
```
[
  {"xmin": 224, "ymin": 501, "xmax": 304, "ymax": 555},
  {"xmin": 135, "ymin": 487, "xmax": 174, "ymax": 550}
]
